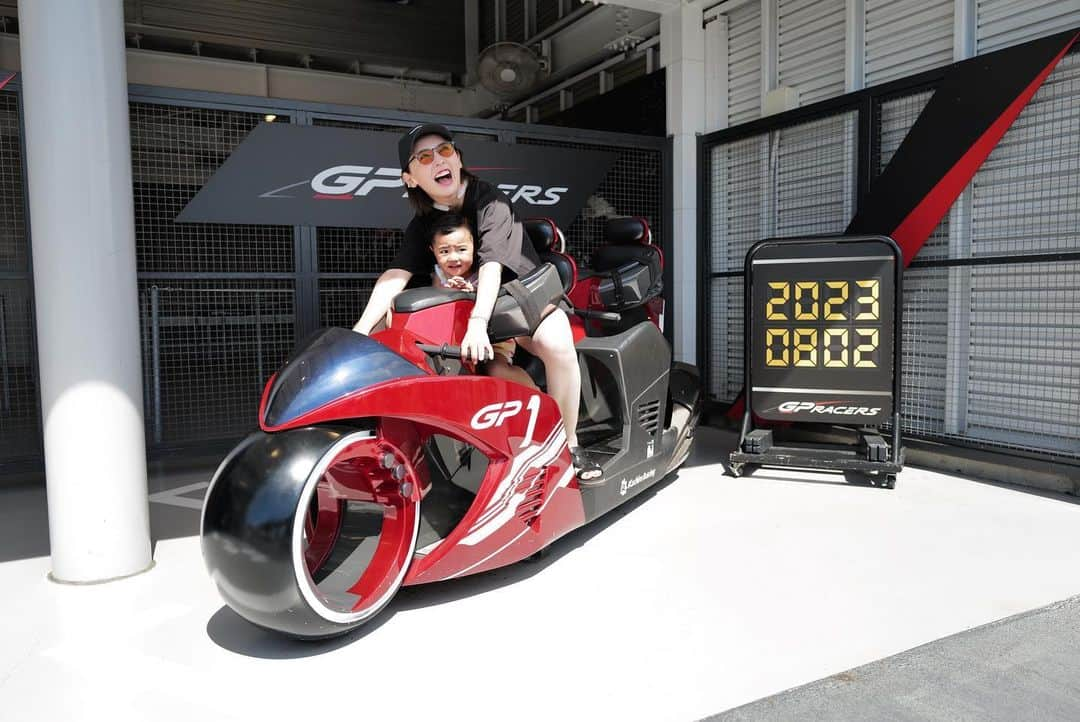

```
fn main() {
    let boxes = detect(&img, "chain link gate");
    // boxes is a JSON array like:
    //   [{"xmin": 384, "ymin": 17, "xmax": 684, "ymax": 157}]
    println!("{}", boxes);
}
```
[{"xmin": 0, "ymin": 81, "xmax": 668, "ymax": 472}]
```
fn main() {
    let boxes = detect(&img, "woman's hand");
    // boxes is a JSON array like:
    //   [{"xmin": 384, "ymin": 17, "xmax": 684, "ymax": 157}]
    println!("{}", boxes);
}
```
[{"xmin": 461, "ymin": 316, "xmax": 493, "ymax": 364}]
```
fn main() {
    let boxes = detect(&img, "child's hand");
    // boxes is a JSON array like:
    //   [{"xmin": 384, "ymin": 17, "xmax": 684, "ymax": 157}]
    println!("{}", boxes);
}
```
[{"xmin": 445, "ymin": 276, "xmax": 474, "ymax": 292}]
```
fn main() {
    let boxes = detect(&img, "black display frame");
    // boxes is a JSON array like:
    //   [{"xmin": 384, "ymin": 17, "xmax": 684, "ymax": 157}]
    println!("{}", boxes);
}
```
[{"xmin": 731, "ymin": 235, "xmax": 905, "ymax": 487}]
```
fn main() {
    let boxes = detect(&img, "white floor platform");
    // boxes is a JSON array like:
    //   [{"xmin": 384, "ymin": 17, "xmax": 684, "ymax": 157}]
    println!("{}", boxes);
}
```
[{"xmin": 2, "ymin": 427, "xmax": 1079, "ymax": 721}]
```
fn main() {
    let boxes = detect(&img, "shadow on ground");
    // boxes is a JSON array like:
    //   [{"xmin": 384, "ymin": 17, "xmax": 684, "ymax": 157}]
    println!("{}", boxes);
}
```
[{"xmin": 205, "ymin": 467, "xmax": 685, "ymax": 658}]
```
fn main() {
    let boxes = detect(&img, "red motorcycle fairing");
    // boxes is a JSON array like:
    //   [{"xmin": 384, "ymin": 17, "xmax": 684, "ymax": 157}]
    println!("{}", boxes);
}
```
[{"xmin": 261, "ymin": 334, "xmax": 586, "ymax": 583}]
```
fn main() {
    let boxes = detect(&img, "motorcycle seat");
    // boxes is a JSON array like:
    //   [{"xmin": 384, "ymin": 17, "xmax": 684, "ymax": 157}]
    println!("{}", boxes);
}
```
[{"xmin": 392, "ymin": 262, "xmax": 565, "ymax": 344}]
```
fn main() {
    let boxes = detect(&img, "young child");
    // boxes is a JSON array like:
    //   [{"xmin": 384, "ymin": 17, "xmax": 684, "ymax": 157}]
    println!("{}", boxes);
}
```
[{"xmin": 429, "ymin": 213, "xmax": 536, "ymax": 389}]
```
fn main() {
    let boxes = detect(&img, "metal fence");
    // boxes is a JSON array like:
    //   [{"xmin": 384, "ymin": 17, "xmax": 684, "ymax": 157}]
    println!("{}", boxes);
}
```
[
  {"xmin": 0, "ymin": 86, "xmax": 39, "ymax": 468},
  {"xmin": 0, "ymin": 82, "xmax": 666, "ymax": 467},
  {"xmin": 701, "ymin": 46, "xmax": 1080, "ymax": 462}
]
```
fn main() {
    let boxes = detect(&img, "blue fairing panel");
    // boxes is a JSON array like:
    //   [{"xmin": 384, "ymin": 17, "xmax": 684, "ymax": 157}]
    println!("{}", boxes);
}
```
[{"xmin": 263, "ymin": 327, "xmax": 425, "ymax": 428}]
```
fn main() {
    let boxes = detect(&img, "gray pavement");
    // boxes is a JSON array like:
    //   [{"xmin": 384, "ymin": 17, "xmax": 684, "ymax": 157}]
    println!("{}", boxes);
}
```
[{"xmin": 711, "ymin": 595, "xmax": 1080, "ymax": 721}]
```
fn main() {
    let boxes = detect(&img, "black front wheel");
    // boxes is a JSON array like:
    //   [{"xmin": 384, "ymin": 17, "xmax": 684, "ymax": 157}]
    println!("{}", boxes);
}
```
[{"xmin": 201, "ymin": 426, "xmax": 420, "ymax": 639}]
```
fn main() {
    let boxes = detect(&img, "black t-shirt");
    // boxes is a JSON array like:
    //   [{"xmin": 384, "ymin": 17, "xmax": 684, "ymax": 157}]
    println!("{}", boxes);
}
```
[{"xmin": 389, "ymin": 179, "xmax": 541, "ymax": 284}]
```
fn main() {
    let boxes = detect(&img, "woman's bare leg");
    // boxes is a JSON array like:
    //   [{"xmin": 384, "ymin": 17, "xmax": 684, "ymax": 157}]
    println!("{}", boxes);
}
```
[{"xmin": 515, "ymin": 309, "xmax": 581, "ymax": 448}]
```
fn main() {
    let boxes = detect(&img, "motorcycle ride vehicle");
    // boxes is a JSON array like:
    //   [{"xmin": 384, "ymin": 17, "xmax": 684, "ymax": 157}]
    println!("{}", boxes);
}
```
[{"xmin": 201, "ymin": 217, "xmax": 701, "ymax": 639}]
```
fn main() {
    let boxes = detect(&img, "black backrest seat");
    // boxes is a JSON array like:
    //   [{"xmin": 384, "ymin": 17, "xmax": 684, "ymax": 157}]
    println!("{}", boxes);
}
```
[
  {"xmin": 588, "ymin": 217, "xmax": 663, "ymax": 311},
  {"xmin": 523, "ymin": 217, "xmax": 577, "ymax": 293},
  {"xmin": 603, "ymin": 216, "xmax": 651, "ymax": 246}
]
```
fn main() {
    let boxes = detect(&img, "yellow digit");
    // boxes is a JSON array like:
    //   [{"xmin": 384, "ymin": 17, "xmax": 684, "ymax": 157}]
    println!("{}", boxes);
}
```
[
  {"xmin": 856, "ymin": 280, "xmax": 879, "ymax": 320},
  {"xmin": 794, "ymin": 328, "xmax": 817, "ymax": 367},
  {"xmin": 795, "ymin": 282, "xmax": 819, "ymax": 320},
  {"xmin": 766, "ymin": 282, "xmax": 790, "ymax": 320},
  {"xmin": 854, "ymin": 328, "xmax": 879, "ymax": 368},
  {"xmin": 824, "ymin": 328, "xmax": 848, "ymax": 367},
  {"xmin": 825, "ymin": 281, "xmax": 848, "ymax": 320},
  {"xmin": 766, "ymin": 329, "xmax": 789, "ymax": 366}
]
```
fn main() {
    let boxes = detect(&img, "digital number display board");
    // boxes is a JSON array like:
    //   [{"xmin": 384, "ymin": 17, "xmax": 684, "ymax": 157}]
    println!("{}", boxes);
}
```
[{"xmin": 746, "ymin": 236, "xmax": 901, "ymax": 425}]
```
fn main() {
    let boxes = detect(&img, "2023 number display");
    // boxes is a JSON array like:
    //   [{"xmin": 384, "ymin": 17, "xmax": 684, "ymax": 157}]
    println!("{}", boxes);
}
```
[{"xmin": 764, "ymin": 279, "xmax": 881, "ymax": 368}]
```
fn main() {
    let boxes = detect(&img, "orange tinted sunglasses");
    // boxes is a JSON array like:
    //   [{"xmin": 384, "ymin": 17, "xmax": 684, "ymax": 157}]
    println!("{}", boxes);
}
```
[{"xmin": 409, "ymin": 140, "xmax": 456, "ymax": 166}]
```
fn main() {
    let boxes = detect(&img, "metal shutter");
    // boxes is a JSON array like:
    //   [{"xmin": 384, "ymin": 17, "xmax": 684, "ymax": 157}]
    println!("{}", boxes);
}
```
[
  {"xmin": 778, "ymin": 0, "xmax": 846, "ymax": 105},
  {"xmin": 865, "ymin": 0, "xmax": 954, "ymax": 87},
  {"xmin": 976, "ymin": 0, "xmax": 1080, "ymax": 55},
  {"xmin": 727, "ymin": 1, "xmax": 762, "ymax": 126},
  {"xmin": 964, "ymin": 50, "xmax": 1080, "ymax": 455}
]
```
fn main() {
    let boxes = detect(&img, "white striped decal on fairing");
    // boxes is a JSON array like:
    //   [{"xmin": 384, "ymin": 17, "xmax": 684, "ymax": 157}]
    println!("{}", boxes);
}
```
[
  {"xmin": 447, "ymin": 465, "xmax": 575, "ymax": 579},
  {"xmin": 459, "ymin": 424, "xmax": 567, "ymax": 546}
]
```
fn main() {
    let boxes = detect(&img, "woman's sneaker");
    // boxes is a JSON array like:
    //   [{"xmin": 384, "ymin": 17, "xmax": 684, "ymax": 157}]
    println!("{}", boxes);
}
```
[{"xmin": 571, "ymin": 447, "xmax": 604, "ymax": 487}]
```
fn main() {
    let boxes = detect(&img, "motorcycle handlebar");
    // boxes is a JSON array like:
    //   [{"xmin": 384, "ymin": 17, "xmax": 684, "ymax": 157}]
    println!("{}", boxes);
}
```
[{"xmin": 416, "ymin": 343, "xmax": 463, "ymax": 359}]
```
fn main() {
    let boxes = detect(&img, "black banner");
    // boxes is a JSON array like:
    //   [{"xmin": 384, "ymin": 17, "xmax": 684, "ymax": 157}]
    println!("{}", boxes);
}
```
[{"xmin": 176, "ymin": 123, "xmax": 617, "ymax": 229}]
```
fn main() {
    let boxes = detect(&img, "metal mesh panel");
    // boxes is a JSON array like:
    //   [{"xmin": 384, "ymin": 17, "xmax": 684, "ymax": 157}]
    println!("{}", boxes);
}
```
[
  {"xmin": 516, "ymin": 137, "xmax": 663, "ymax": 265},
  {"xmin": 131, "ymin": 103, "xmax": 297, "ymax": 448},
  {"xmin": 0, "ymin": 91, "xmax": 40, "ymax": 465},
  {"xmin": 962, "ymin": 261, "xmax": 1080, "ymax": 455},
  {"xmin": 710, "ymin": 134, "xmax": 768, "ymax": 274},
  {"xmin": 318, "ymin": 228, "xmax": 404, "ymax": 275},
  {"xmin": 706, "ymin": 112, "xmax": 856, "ymax": 402},
  {"xmin": 0, "ymin": 92, "xmax": 27, "ymax": 274},
  {"xmin": 897, "ymin": 266, "xmax": 948, "ymax": 436},
  {"xmin": 708, "ymin": 275, "xmax": 745, "ymax": 401},
  {"xmin": 970, "ymin": 51, "xmax": 1080, "ymax": 257},
  {"xmin": 138, "ymin": 280, "xmax": 295, "ymax": 445},
  {"xmin": 130, "ymin": 104, "xmax": 294, "ymax": 273},
  {"xmin": 0, "ymin": 279, "xmax": 40, "ymax": 463},
  {"xmin": 319, "ymin": 278, "xmax": 377, "ymax": 330}
]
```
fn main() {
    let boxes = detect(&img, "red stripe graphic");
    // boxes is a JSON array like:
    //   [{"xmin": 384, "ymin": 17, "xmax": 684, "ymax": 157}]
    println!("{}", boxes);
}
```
[
  {"xmin": 0, "ymin": 73, "xmax": 14, "ymax": 92},
  {"xmin": 312, "ymin": 193, "xmax": 355, "ymax": 200},
  {"xmin": 726, "ymin": 33, "xmax": 1077, "ymax": 421},
  {"xmin": 891, "ymin": 32, "xmax": 1079, "ymax": 266}
]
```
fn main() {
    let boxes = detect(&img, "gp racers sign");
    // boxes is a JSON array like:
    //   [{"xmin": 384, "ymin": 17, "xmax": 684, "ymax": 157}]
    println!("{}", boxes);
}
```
[
  {"xmin": 177, "ymin": 122, "xmax": 617, "ymax": 229},
  {"xmin": 746, "ymin": 236, "xmax": 902, "ymax": 425}
]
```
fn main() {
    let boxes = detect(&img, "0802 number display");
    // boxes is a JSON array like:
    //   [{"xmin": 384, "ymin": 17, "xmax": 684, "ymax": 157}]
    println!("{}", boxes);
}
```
[{"xmin": 764, "ymin": 279, "xmax": 881, "ymax": 369}]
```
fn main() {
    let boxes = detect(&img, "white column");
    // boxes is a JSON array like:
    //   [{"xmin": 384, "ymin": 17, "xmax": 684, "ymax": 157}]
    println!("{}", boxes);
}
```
[
  {"xmin": 662, "ymin": 2, "xmax": 706, "ymax": 364},
  {"xmin": 19, "ymin": 0, "xmax": 152, "ymax": 583}
]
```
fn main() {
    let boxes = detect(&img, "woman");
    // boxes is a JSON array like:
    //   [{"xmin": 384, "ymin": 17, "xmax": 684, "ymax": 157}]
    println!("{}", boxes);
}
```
[{"xmin": 352, "ymin": 123, "xmax": 602, "ymax": 483}]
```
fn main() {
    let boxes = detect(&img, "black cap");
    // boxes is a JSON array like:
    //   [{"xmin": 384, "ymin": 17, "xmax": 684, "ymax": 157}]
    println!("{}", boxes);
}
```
[{"xmin": 398, "ymin": 123, "xmax": 454, "ymax": 170}]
